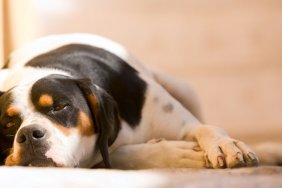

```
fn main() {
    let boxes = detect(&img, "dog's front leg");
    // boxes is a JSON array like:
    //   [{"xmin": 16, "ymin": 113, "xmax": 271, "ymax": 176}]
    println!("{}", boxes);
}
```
[
  {"xmin": 106, "ymin": 139, "xmax": 206, "ymax": 169},
  {"xmin": 189, "ymin": 125, "xmax": 259, "ymax": 168},
  {"xmin": 144, "ymin": 80, "xmax": 259, "ymax": 168}
]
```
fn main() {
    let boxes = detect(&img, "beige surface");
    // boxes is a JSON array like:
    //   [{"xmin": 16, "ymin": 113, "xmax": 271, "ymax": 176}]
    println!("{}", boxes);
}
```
[
  {"xmin": 5, "ymin": 0, "xmax": 282, "ymax": 143},
  {"xmin": 0, "ymin": 166, "xmax": 281, "ymax": 188}
]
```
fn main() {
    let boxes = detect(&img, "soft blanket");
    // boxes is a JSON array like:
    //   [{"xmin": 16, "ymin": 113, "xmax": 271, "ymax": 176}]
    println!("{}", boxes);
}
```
[{"xmin": 0, "ymin": 166, "xmax": 281, "ymax": 188}]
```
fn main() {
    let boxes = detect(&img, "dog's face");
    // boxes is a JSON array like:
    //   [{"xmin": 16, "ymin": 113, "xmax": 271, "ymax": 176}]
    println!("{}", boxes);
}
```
[{"xmin": 0, "ymin": 74, "xmax": 120, "ymax": 168}]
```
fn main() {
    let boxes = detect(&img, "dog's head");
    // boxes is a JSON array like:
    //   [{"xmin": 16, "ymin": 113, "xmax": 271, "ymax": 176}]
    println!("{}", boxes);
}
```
[{"xmin": 0, "ymin": 74, "xmax": 120, "ymax": 168}]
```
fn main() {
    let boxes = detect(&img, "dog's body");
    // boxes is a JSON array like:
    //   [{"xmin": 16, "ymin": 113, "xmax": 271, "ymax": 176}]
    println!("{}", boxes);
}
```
[{"xmin": 0, "ymin": 34, "xmax": 260, "ymax": 169}]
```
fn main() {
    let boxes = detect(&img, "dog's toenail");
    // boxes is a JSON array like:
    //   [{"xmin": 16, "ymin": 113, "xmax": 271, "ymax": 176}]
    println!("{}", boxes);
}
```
[
  {"xmin": 248, "ymin": 152, "xmax": 256, "ymax": 161},
  {"xmin": 217, "ymin": 156, "xmax": 225, "ymax": 167},
  {"xmin": 236, "ymin": 152, "xmax": 244, "ymax": 162}
]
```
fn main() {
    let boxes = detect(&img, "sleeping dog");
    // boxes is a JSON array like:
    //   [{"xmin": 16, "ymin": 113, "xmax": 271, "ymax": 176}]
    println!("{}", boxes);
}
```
[{"xmin": 0, "ymin": 33, "xmax": 259, "ymax": 169}]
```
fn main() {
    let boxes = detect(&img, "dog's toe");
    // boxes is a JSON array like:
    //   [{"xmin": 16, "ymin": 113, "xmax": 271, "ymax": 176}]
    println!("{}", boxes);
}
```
[
  {"xmin": 192, "ymin": 125, "xmax": 259, "ymax": 168},
  {"xmin": 235, "ymin": 141, "xmax": 259, "ymax": 166},
  {"xmin": 205, "ymin": 138, "xmax": 259, "ymax": 168}
]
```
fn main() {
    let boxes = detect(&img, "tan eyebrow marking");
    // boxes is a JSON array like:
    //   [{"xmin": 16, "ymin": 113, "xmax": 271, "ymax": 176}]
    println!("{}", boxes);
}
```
[
  {"xmin": 6, "ymin": 106, "xmax": 19, "ymax": 117},
  {"xmin": 38, "ymin": 94, "xmax": 54, "ymax": 107}
]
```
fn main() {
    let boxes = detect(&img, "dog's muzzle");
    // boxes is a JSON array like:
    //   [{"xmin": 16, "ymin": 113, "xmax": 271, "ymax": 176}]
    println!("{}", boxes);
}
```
[
  {"xmin": 15, "ymin": 125, "xmax": 56, "ymax": 166},
  {"xmin": 17, "ymin": 125, "xmax": 47, "ymax": 145}
]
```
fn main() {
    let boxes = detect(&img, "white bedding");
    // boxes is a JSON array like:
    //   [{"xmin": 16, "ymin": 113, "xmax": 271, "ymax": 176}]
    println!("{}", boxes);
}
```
[{"xmin": 0, "ymin": 166, "xmax": 281, "ymax": 188}]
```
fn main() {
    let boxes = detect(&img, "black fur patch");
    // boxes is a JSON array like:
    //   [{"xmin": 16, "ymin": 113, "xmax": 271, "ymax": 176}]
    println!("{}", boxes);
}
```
[{"xmin": 27, "ymin": 44, "xmax": 147, "ymax": 127}]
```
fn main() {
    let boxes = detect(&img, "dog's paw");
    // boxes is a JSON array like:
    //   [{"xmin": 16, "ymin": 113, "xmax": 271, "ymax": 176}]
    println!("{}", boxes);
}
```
[
  {"xmin": 204, "ymin": 138, "xmax": 259, "ymax": 168},
  {"xmin": 147, "ymin": 139, "xmax": 207, "ymax": 168},
  {"xmin": 194, "ymin": 125, "xmax": 259, "ymax": 168}
]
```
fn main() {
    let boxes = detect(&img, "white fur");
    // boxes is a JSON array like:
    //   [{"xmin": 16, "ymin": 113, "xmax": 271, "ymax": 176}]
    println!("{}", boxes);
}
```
[
  {"xmin": 9, "ymin": 34, "xmax": 128, "ymax": 68},
  {"xmin": 1, "ymin": 67, "xmax": 70, "ymax": 91},
  {"xmin": 8, "ymin": 33, "xmax": 150, "ymax": 75}
]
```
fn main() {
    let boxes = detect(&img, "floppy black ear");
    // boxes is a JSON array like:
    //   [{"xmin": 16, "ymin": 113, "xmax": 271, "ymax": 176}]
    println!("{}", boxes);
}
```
[
  {"xmin": 0, "ymin": 91, "xmax": 8, "ymax": 165},
  {"xmin": 76, "ymin": 79, "xmax": 120, "ymax": 168}
]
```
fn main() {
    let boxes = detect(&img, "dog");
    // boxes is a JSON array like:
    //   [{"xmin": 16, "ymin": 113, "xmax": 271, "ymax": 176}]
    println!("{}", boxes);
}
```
[{"xmin": 0, "ymin": 33, "xmax": 260, "ymax": 169}]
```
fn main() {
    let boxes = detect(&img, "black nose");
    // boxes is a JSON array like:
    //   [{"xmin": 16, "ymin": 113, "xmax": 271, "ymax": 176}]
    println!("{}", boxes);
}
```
[{"xmin": 17, "ymin": 125, "xmax": 47, "ymax": 144}]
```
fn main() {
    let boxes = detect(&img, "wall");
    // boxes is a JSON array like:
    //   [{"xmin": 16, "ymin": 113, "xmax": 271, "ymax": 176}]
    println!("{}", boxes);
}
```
[
  {"xmin": 5, "ymin": 0, "xmax": 282, "ymax": 143},
  {"xmin": 0, "ymin": 0, "xmax": 3, "ymax": 64},
  {"xmin": 1, "ymin": 0, "xmax": 34, "ymax": 65}
]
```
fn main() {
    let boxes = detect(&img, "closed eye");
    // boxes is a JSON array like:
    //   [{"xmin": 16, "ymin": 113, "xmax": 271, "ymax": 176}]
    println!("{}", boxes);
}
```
[{"xmin": 52, "ymin": 103, "xmax": 70, "ymax": 112}]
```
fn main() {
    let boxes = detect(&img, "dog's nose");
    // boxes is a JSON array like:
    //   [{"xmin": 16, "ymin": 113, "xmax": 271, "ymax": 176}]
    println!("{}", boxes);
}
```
[{"xmin": 16, "ymin": 125, "xmax": 47, "ymax": 144}]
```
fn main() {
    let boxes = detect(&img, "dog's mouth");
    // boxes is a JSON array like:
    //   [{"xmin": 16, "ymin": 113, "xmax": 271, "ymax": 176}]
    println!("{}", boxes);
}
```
[
  {"xmin": 6, "ymin": 153, "xmax": 61, "ymax": 167},
  {"xmin": 8, "ymin": 142, "xmax": 63, "ymax": 167},
  {"xmin": 26, "ymin": 158, "xmax": 59, "ymax": 167}
]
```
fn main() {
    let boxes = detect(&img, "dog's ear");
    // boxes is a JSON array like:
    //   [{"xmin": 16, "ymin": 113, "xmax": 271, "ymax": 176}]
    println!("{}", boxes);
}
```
[
  {"xmin": 76, "ymin": 79, "xmax": 120, "ymax": 168},
  {"xmin": 0, "ymin": 91, "xmax": 4, "ymax": 97},
  {"xmin": 0, "ymin": 91, "xmax": 10, "ymax": 165}
]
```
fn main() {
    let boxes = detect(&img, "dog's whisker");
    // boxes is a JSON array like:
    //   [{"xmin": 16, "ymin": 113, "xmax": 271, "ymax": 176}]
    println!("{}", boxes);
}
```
[{"xmin": 6, "ymin": 134, "xmax": 15, "ymax": 137}]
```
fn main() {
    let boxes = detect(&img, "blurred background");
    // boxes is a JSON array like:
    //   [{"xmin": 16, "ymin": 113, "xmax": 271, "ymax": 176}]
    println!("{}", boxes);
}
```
[{"xmin": 1, "ymin": 0, "xmax": 282, "ymax": 143}]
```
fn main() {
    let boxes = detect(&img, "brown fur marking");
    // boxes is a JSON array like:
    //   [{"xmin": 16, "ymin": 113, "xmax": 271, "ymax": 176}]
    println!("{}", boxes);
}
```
[
  {"xmin": 88, "ymin": 95, "xmax": 99, "ymax": 110},
  {"xmin": 77, "ymin": 111, "xmax": 94, "ymax": 136},
  {"xmin": 163, "ymin": 103, "xmax": 174, "ymax": 113},
  {"xmin": 5, "ymin": 152, "xmax": 20, "ymax": 166},
  {"xmin": 53, "ymin": 112, "xmax": 94, "ymax": 136},
  {"xmin": 38, "ymin": 94, "xmax": 54, "ymax": 107},
  {"xmin": 6, "ymin": 106, "xmax": 19, "ymax": 117}
]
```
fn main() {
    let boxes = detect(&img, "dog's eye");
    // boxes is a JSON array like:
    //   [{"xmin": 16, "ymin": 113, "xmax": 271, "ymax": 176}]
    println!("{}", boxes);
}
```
[
  {"xmin": 53, "ymin": 103, "xmax": 70, "ymax": 112},
  {"xmin": 4, "ymin": 122, "xmax": 15, "ymax": 129}
]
